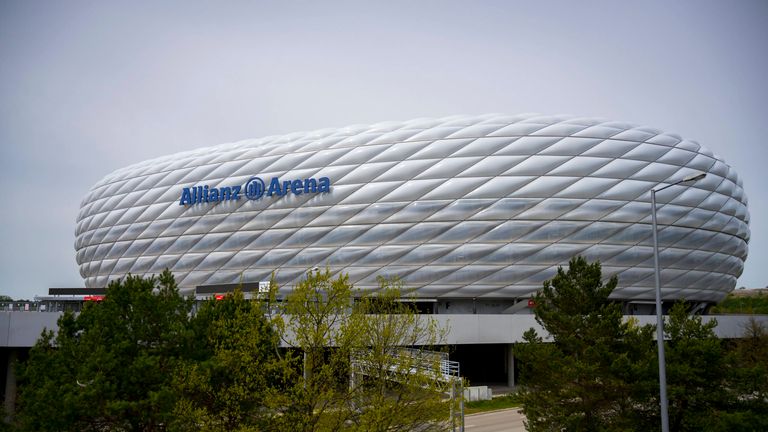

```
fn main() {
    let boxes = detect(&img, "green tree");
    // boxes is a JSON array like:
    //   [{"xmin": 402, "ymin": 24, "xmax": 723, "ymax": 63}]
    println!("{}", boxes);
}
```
[
  {"xmin": 16, "ymin": 270, "xmax": 193, "ymax": 432},
  {"xmin": 170, "ymin": 288, "xmax": 285, "ymax": 432},
  {"xmin": 516, "ymin": 256, "xmax": 657, "ymax": 431},
  {"xmin": 731, "ymin": 317, "xmax": 768, "ymax": 403},
  {"xmin": 271, "ymin": 269, "xmax": 451, "ymax": 431},
  {"xmin": 345, "ymin": 277, "xmax": 449, "ymax": 432},
  {"xmin": 270, "ymin": 270, "xmax": 357, "ymax": 431},
  {"xmin": 15, "ymin": 269, "xmax": 452, "ymax": 431},
  {"xmin": 709, "ymin": 317, "xmax": 768, "ymax": 431},
  {"xmin": 663, "ymin": 302, "xmax": 729, "ymax": 431}
]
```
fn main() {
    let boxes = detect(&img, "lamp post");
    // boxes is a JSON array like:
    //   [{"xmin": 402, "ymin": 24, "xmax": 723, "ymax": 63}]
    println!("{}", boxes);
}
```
[{"xmin": 651, "ymin": 171, "xmax": 706, "ymax": 432}]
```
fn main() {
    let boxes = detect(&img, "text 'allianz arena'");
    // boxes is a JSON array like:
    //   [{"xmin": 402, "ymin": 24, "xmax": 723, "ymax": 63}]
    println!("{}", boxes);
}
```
[{"xmin": 75, "ymin": 114, "xmax": 749, "ymax": 304}]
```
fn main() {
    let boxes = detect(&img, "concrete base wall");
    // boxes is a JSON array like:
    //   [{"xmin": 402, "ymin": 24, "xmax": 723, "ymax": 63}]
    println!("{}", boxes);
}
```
[
  {"xmin": 464, "ymin": 386, "xmax": 493, "ymax": 402},
  {"xmin": 1, "ymin": 311, "xmax": 766, "ymax": 348}
]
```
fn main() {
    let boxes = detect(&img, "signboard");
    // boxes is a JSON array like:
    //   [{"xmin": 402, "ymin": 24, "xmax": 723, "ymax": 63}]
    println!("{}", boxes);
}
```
[
  {"xmin": 179, "ymin": 176, "xmax": 331, "ymax": 206},
  {"xmin": 258, "ymin": 281, "xmax": 270, "ymax": 294}
]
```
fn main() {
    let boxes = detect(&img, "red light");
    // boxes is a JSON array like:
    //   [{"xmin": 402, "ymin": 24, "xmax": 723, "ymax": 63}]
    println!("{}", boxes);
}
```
[
  {"xmin": 215, "ymin": 294, "xmax": 225, "ymax": 301},
  {"xmin": 527, "ymin": 299, "xmax": 536, "ymax": 308},
  {"xmin": 84, "ymin": 295, "xmax": 105, "ymax": 302}
]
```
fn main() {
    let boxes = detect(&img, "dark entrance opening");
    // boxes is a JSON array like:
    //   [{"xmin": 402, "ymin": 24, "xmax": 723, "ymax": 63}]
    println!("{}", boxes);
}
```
[{"xmin": 450, "ymin": 344, "xmax": 508, "ymax": 385}]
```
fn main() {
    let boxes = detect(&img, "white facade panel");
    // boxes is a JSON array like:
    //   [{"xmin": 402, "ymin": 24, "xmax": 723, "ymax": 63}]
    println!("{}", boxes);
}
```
[{"xmin": 75, "ymin": 114, "xmax": 750, "ymax": 302}]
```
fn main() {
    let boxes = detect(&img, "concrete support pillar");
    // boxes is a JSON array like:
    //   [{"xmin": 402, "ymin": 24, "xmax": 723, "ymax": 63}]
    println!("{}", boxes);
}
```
[
  {"xmin": 4, "ymin": 349, "xmax": 17, "ymax": 422},
  {"xmin": 506, "ymin": 344, "xmax": 515, "ymax": 388}
]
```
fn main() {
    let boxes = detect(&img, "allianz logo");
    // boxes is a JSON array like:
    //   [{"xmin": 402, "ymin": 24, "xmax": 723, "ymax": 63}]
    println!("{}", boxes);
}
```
[{"xmin": 179, "ymin": 176, "xmax": 331, "ymax": 206}]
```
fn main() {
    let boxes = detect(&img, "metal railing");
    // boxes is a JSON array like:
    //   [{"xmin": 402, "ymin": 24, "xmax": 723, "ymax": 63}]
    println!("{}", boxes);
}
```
[{"xmin": 350, "ymin": 347, "xmax": 464, "ymax": 431}]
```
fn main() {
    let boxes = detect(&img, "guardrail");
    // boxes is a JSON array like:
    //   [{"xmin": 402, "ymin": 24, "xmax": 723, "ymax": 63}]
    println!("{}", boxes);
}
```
[
  {"xmin": 1, "ymin": 302, "xmax": 44, "ymax": 312},
  {"xmin": 350, "ymin": 347, "xmax": 464, "ymax": 431}
]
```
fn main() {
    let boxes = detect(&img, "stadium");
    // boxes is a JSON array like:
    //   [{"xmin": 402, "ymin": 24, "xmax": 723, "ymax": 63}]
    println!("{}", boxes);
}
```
[
  {"xmin": 0, "ymin": 113, "xmax": 755, "ymax": 393},
  {"xmin": 74, "ymin": 114, "xmax": 749, "ymax": 317}
]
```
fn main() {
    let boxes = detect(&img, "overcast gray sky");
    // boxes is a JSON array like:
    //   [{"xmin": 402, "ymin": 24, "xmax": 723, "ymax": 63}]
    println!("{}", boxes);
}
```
[{"xmin": 1, "ymin": 0, "xmax": 766, "ymax": 299}]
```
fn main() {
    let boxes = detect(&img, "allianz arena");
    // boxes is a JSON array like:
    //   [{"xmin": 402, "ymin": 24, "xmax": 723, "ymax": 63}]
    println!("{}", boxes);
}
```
[{"xmin": 75, "ymin": 114, "xmax": 749, "ymax": 308}]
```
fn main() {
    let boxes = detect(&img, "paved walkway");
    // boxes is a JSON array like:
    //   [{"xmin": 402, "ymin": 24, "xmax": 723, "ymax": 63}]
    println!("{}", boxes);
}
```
[{"xmin": 464, "ymin": 408, "xmax": 526, "ymax": 432}]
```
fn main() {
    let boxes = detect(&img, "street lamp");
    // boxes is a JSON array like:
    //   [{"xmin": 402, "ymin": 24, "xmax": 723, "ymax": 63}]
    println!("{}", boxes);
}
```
[{"xmin": 651, "ymin": 171, "xmax": 706, "ymax": 432}]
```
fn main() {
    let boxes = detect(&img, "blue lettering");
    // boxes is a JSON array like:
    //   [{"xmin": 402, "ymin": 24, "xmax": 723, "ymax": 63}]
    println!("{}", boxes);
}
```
[
  {"xmin": 220, "ymin": 186, "xmax": 232, "ymax": 200},
  {"xmin": 282, "ymin": 180, "xmax": 291, "ymax": 196},
  {"xmin": 179, "ymin": 176, "xmax": 329, "ymax": 205},
  {"xmin": 231, "ymin": 185, "xmax": 241, "ymax": 200},
  {"xmin": 318, "ymin": 177, "xmax": 331, "ymax": 193},
  {"xmin": 268, "ymin": 177, "xmax": 282, "ymax": 196},
  {"xmin": 291, "ymin": 179, "xmax": 303, "ymax": 195},
  {"xmin": 179, "ymin": 188, "xmax": 192, "ymax": 205},
  {"xmin": 304, "ymin": 178, "xmax": 317, "ymax": 193}
]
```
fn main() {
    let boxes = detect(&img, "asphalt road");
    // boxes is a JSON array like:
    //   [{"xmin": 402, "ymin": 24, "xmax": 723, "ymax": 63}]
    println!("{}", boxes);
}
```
[{"xmin": 464, "ymin": 408, "xmax": 526, "ymax": 432}]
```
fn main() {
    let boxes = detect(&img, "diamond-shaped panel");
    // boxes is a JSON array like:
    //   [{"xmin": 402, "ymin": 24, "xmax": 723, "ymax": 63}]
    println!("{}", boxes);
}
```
[{"xmin": 75, "ymin": 114, "xmax": 750, "ymax": 303}]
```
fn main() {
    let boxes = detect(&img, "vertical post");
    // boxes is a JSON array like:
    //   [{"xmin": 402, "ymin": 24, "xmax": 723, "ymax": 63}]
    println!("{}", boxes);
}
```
[
  {"xmin": 4, "ymin": 349, "xmax": 17, "ymax": 423},
  {"xmin": 450, "ymin": 380, "xmax": 455, "ymax": 431},
  {"xmin": 459, "ymin": 378, "xmax": 464, "ymax": 432},
  {"xmin": 349, "ymin": 353, "xmax": 356, "ymax": 391},
  {"xmin": 652, "ymin": 190, "xmax": 670, "ymax": 432},
  {"xmin": 507, "ymin": 344, "xmax": 516, "ymax": 388}
]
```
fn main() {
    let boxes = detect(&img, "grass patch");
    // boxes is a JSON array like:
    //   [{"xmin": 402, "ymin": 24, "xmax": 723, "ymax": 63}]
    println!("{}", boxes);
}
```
[
  {"xmin": 711, "ymin": 291, "xmax": 768, "ymax": 315},
  {"xmin": 464, "ymin": 392, "xmax": 522, "ymax": 415}
]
